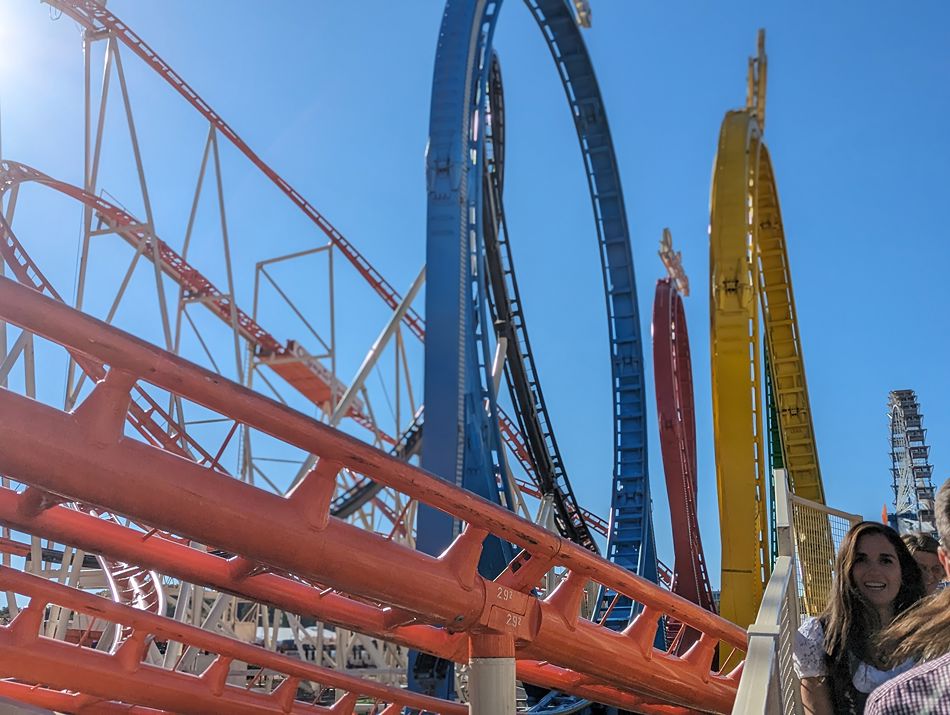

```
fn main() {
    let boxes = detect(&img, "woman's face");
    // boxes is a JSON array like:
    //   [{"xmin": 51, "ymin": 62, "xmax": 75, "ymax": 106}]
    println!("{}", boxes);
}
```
[
  {"xmin": 913, "ymin": 550, "xmax": 943, "ymax": 595},
  {"xmin": 850, "ymin": 532, "xmax": 902, "ymax": 614}
]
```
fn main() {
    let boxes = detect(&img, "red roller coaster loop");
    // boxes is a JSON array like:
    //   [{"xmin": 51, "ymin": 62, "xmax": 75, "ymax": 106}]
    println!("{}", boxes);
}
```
[
  {"xmin": 653, "ymin": 277, "xmax": 716, "ymax": 651},
  {"xmin": 0, "ymin": 276, "xmax": 745, "ymax": 712}
]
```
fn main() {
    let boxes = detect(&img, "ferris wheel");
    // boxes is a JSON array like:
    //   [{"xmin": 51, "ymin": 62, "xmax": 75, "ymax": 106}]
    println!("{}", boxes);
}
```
[{"xmin": 888, "ymin": 389, "xmax": 938, "ymax": 537}]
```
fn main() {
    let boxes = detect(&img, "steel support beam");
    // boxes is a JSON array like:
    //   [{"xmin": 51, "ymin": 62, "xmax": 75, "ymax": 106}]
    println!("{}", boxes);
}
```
[
  {"xmin": 0, "ymin": 277, "xmax": 744, "ymax": 712},
  {"xmin": 0, "ymin": 567, "xmax": 464, "ymax": 715},
  {"xmin": 0, "ymin": 488, "xmax": 694, "ymax": 713}
]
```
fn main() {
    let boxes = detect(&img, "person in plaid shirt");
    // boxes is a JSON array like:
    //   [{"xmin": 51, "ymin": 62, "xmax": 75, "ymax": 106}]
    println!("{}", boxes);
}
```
[{"xmin": 866, "ymin": 479, "xmax": 950, "ymax": 714}]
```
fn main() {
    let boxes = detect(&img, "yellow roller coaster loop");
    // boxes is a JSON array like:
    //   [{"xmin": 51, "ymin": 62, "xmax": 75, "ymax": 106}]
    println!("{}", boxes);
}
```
[{"xmin": 710, "ymin": 30, "xmax": 831, "ymax": 630}]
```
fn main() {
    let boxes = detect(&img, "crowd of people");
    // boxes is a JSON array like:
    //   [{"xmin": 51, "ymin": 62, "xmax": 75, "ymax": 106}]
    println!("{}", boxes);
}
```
[{"xmin": 793, "ymin": 479, "xmax": 950, "ymax": 714}]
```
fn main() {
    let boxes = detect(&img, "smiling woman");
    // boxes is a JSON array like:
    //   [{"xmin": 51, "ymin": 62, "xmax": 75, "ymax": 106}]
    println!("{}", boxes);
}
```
[{"xmin": 793, "ymin": 522, "xmax": 925, "ymax": 715}]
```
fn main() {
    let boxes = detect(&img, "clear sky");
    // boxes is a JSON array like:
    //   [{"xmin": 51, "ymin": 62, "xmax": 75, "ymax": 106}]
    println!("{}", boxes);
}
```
[{"xmin": 2, "ymin": 1, "xmax": 949, "ymax": 588}]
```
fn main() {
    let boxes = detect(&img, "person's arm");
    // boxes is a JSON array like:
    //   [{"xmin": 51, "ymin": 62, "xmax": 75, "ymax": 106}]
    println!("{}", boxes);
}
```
[{"xmin": 799, "ymin": 675, "xmax": 834, "ymax": 715}]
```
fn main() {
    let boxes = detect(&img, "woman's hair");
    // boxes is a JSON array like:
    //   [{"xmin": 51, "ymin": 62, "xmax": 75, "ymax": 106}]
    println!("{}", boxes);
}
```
[
  {"xmin": 879, "ymin": 481, "xmax": 950, "ymax": 665},
  {"xmin": 901, "ymin": 532, "xmax": 940, "ymax": 555},
  {"xmin": 878, "ymin": 588, "xmax": 950, "ymax": 664},
  {"xmin": 821, "ymin": 522, "xmax": 924, "ymax": 695}
]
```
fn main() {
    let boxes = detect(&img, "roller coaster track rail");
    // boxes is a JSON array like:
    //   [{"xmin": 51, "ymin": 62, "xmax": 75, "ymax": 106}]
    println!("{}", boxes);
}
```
[
  {"xmin": 0, "ymin": 565, "xmax": 466, "ymax": 715},
  {"xmin": 653, "ymin": 273, "xmax": 716, "ymax": 653},
  {"xmin": 35, "ymin": 0, "xmax": 613, "ymax": 551},
  {"xmin": 709, "ymin": 31, "xmax": 830, "ymax": 628},
  {"xmin": 0, "ymin": 276, "xmax": 747, "ymax": 713},
  {"xmin": 0, "ymin": 483, "xmax": 679, "ymax": 713},
  {"xmin": 519, "ymin": 0, "xmax": 659, "ymax": 636},
  {"xmin": 482, "ymin": 51, "xmax": 598, "ymax": 554},
  {"xmin": 44, "ymin": 0, "xmax": 427, "ymax": 343}
]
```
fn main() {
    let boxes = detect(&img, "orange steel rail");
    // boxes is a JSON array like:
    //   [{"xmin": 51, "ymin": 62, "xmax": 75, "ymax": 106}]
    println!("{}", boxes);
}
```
[
  {"xmin": 0, "ymin": 535, "xmax": 30, "ymax": 557},
  {"xmin": 0, "ymin": 160, "xmax": 551, "ymax": 518},
  {"xmin": 44, "ymin": 0, "xmax": 426, "ymax": 343},
  {"xmin": 0, "ymin": 278, "xmax": 745, "ymax": 712},
  {"xmin": 35, "ymin": 0, "xmax": 570, "ymax": 512},
  {"xmin": 1, "ymin": 197, "xmax": 407, "ymax": 537},
  {"xmin": 0, "ymin": 172, "xmax": 221, "ymax": 466},
  {"xmin": 0, "ymin": 680, "xmax": 167, "ymax": 714},
  {"xmin": 0, "ymin": 567, "xmax": 463, "ymax": 715},
  {"xmin": 0, "ymin": 160, "xmax": 379, "ymax": 437},
  {"xmin": 0, "ymin": 487, "xmax": 684, "ymax": 713}
]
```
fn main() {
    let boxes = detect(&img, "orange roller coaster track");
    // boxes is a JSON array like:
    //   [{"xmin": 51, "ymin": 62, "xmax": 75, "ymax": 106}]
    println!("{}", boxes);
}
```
[
  {"xmin": 0, "ymin": 158, "xmax": 576, "ymax": 533},
  {"xmin": 0, "ymin": 160, "xmax": 375, "ymax": 434},
  {"xmin": 0, "ymin": 486, "xmax": 680, "ymax": 713},
  {"xmin": 0, "ymin": 276, "xmax": 745, "ymax": 713},
  {"xmin": 0, "ymin": 567, "xmax": 465, "ymax": 715}
]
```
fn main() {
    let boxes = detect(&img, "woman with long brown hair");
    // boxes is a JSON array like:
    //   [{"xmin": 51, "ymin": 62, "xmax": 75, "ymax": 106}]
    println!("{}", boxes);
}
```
[{"xmin": 793, "ymin": 521, "xmax": 925, "ymax": 714}]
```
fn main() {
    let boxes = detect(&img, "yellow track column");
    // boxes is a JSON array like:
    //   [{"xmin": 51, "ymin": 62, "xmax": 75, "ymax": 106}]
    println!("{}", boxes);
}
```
[
  {"xmin": 710, "ymin": 32, "xmax": 833, "ymax": 626},
  {"xmin": 710, "ymin": 110, "xmax": 770, "ymax": 630}
]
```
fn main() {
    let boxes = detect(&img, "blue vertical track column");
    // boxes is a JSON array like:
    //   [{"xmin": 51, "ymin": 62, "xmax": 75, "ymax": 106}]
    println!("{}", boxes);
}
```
[
  {"xmin": 416, "ymin": 0, "xmax": 661, "ymax": 698},
  {"xmin": 419, "ymin": 0, "xmax": 510, "ymax": 570},
  {"xmin": 523, "ymin": 0, "xmax": 659, "ymax": 637},
  {"xmin": 414, "ymin": 0, "xmax": 511, "ymax": 700}
]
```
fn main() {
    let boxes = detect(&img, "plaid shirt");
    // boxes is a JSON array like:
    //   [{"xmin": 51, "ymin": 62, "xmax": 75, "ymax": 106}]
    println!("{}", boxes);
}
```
[{"xmin": 865, "ymin": 652, "xmax": 950, "ymax": 714}]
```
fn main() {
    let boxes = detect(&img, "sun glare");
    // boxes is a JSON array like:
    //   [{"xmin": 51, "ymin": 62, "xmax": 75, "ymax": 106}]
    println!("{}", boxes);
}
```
[{"xmin": 0, "ymin": 3, "xmax": 43, "ymax": 87}]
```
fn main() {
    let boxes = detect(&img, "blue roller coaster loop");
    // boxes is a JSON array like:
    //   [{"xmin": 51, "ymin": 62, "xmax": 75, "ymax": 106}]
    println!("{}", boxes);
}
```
[
  {"xmin": 519, "ymin": 0, "xmax": 660, "ymax": 636},
  {"xmin": 415, "ymin": 0, "xmax": 661, "ymax": 701}
]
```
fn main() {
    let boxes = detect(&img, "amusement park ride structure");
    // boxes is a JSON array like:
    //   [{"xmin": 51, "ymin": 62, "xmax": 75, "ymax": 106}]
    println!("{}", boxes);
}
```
[
  {"xmin": 0, "ymin": 0, "xmax": 842, "ymax": 713},
  {"xmin": 653, "ymin": 230, "xmax": 716, "ymax": 654},
  {"xmin": 708, "ymin": 30, "xmax": 832, "ymax": 629},
  {"xmin": 887, "ymin": 390, "xmax": 938, "ymax": 537}
]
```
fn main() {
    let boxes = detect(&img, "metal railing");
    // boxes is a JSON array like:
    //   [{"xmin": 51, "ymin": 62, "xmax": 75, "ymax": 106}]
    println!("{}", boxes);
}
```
[
  {"xmin": 733, "ymin": 469, "xmax": 861, "ymax": 714},
  {"xmin": 733, "ymin": 469, "xmax": 802, "ymax": 714},
  {"xmin": 789, "ymin": 493, "xmax": 862, "ymax": 619},
  {"xmin": 732, "ymin": 553, "xmax": 800, "ymax": 714}
]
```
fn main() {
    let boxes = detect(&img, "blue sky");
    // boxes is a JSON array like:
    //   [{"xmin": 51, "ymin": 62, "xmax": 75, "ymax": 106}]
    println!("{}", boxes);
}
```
[{"xmin": 2, "ymin": 1, "xmax": 949, "ymax": 588}]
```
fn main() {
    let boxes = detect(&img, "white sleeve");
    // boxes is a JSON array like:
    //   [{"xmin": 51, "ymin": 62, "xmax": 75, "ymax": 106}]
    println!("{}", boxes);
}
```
[{"xmin": 793, "ymin": 617, "xmax": 828, "ymax": 679}]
